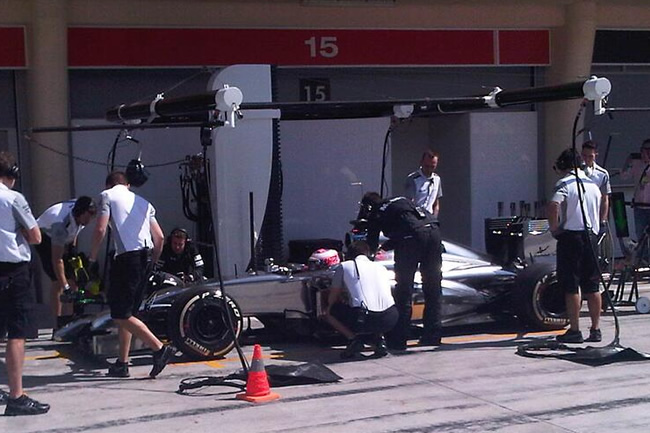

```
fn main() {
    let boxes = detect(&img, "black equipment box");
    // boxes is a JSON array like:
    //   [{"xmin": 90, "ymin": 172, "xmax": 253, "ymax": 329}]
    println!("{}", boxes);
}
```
[
  {"xmin": 485, "ymin": 217, "xmax": 556, "ymax": 265},
  {"xmin": 288, "ymin": 238, "xmax": 343, "ymax": 264}
]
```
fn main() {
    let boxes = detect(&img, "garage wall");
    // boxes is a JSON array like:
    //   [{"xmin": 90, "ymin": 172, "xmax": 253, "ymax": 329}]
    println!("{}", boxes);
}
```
[
  {"xmin": 281, "ymin": 117, "xmax": 391, "ymax": 246},
  {"xmin": 398, "ymin": 112, "xmax": 539, "ymax": 251}
]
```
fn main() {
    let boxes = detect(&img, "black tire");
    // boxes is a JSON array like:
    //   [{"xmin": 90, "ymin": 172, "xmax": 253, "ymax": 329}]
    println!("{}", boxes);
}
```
[
  {"xmin": 167, "ymin": 288, "xmax": 243, "ymax": 360},
  {"xmin": 513, "ymin": 263, "xmax": 568, "ymax": 330}
]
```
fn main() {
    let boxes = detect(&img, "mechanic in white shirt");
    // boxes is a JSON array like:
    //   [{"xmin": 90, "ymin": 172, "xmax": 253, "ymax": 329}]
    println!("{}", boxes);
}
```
[
  {"xmin": 621, "ymin": 138, "xmax": 650, "ymax": 240},
  {"xmin": 0, "ymin": 151, "xmax": 49, "ymax": 415},
  {"xmin": 404, "ymin": 149, "xmax": 442, "ymax": 218},
  {"xmin": 35, "ymin": 197, "xmax": 96, "ymax": 328},
  {"xmin": 322, "ymin": 240, "xmax": 398, "ymax": 359},
  {"xmin": 581, "ymin": 140, "xmax": 611, "ymax": 230},
  {"xmin": 89, "ymin": 171, "xmax": 174, "ymax": 378},
  {"xmin": 548, "ymin": 148, "xmax": 602, "ymax": 345}
]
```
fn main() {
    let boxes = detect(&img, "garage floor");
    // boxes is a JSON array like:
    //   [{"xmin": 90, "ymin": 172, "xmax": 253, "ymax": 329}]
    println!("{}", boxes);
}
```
[{"xmin": 2, "ymin": 281, "xmax": 650, "ymax": 432}]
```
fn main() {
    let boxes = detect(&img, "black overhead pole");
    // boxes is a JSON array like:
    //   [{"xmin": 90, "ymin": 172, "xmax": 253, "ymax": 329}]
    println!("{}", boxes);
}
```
[{"xmin": 104, "ymin": 78, "xmax": 609, "ymax": 124}]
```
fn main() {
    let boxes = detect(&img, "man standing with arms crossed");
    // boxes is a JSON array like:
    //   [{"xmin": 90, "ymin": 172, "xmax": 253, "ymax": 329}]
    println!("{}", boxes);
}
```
[
  {"xmin": 0, "ymin": 151, "xmax": 49, "ymax": 415},
  {"xmin": 89, "ymin": 171, "xmax": 174, "ymax": 378}
]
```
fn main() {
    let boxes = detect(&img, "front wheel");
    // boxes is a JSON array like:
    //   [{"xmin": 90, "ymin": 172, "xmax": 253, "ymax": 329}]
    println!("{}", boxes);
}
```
[
  {"xmin": 513, "ymin": 263, "xmax": 568, "ymax": 330},
  {"xmin": 167, "ymin": 288, "xmax": 243, "ymax": 360}
]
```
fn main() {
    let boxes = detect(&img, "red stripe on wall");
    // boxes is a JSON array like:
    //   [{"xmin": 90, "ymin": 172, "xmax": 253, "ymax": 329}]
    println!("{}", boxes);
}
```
[
  {"xmin": 69, "ymin": 28, "xmax": 498, "ymax": 67},
  {"xmin": 0, "ymin": 27, "xmax": 26, "ymax": 68},
  {"xmin": 498, "ymin": 30, "xmax": 550, "ymax": 65}
]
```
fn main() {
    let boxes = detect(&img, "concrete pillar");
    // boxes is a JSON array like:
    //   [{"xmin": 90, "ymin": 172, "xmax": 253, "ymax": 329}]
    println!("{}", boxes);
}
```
[
  {"xmin": 543, "ymin": 0, "xmax": 596, "ymax": 197},
  {"xmin": 27, "ymin": 0, "xmax": 70, "ymax": 213}
]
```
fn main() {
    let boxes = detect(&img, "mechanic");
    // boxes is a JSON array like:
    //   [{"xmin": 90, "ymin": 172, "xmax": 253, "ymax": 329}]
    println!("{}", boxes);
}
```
[
  {"xmin": 89, "ymin": 171, "xmax": 174, "ymax": 378},
  {"xmin": 360, "ymin": 192, "xmax": 442, "ymax": 351},
  {"xmin": 404, "ymin": 149, "xmax": 442, "ymax": 218},
  {"xmin": 548, "ymin": 148, "xmax": 602, "ymax": 344},
  {"xmin": 322, "ymin": 240, "xmax": 398, "ymax": 359},
  {"xmin": 156, "ymin": 227, "xmax": 204, "ymax": 283},
  {"xmin": 35, "ymin": 196, "xmax": 96, "ymax": 330},
  {"xmin": 0, "ymin": 151, "xmax": 49, "ymax": 416},
  {"xmin": 621, "ymin": 138, "xmax": 650, "ymax": 241},
  {"xmin": 581, "ymin": 141, "xmax": 611, "ymax": 233}
]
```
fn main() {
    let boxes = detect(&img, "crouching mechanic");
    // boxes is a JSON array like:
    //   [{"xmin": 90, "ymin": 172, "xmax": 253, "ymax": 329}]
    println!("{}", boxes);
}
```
[
  {"xmin": 548, "ymin": 148, "xmax": 603, "ymax": 344},
  {"xmin": 35, "ymin": 197, "xmax": 96, "ymax": 329},
  {"xmin": 0, "ymin": 151, "xmax": 49, "ymax": 415},
  {"xmin": 89, "ymin": 171, "xmax": 175, "ymax": 378},
  {"xmin": 156, "ymin": 228, "xmax": 204, "ymax": 283},
  {"xmin": 322, "ymin": 241, "xmax": 398, "ymax": 359}
]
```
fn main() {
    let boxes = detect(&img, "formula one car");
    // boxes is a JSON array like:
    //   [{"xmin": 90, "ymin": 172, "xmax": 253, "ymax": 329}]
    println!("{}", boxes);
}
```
[{"xmin": 56, "ymin": 239, "xmax": 566, "ymax": 361}]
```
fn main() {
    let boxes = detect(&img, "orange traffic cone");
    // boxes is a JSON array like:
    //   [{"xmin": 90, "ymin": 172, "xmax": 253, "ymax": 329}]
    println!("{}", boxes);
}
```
[{"xmin": 236, "ymin": 344, "xmax": 281, "ymax": 403}]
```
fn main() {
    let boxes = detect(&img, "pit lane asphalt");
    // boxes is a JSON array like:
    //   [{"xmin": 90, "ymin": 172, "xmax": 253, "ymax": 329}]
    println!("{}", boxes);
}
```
[{"xmin": 3, "ymin": 288, "xmax": 650, "ymax": 432}]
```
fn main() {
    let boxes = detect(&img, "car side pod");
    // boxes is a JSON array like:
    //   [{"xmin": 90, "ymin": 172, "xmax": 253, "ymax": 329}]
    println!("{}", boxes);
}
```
[{"xmin": 236, "ymin": 344, "xmax": 280, "ymax": 403}]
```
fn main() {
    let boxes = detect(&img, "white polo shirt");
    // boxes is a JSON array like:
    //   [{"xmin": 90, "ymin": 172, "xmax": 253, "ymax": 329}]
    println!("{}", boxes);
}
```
[
  {"xmin": 584, "ymin": 162, "xmax": 611, "ymax": 196},
  {"xmin": 37, "ymin": 200, "xmax": 82, "ymax": 246},
  {"xmin": 551, "ymin": 170, "xmax": 601, "ymax": 235},
  {"xmin": 98, "ymin": 184, "xmax": 157, "ymax": 255},
  {"xmin": 331, "ymin": 255, "xmax": 395, "ymax": 312},
  {"xmin": 0, "ymin": 182, "xmax": 37, "ymax": 262},
  {"xmin": 404, "ymin": 168, "xmax": 442, "ymax": 215}
]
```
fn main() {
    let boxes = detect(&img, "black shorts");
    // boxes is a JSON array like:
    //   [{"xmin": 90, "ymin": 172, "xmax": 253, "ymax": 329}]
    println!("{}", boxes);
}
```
[
  {"xmin": 0, "ymin": 262, "xmax": 38, "ymax": 339},
  {"xmin": 556, "ymin": 231, "xmax": 599, "ymax": 295},
  {"xmin": 34, "ymin": 232, "xmax": 74, "ymax": 282},
  {"xmin": 108, "ymin": 249, "xmax": 151, "ymax": 320},
  {"xmin": 330, "ymin": 303, "xmax": 398, "ymax": 335}
]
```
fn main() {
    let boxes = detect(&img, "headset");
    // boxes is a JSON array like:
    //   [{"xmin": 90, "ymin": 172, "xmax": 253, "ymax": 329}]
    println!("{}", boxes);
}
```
[
  {"xmin": 170, "ymin": 227, "xmax": 189, "ymax": 239},
  {"xmin": 126, "ymin": 159, "xmax": 149, "ymax": 187},
  {"xmin": 72, "ymin": 196, "xmax": 97, "ymax": 218},
  {"xmin": 0, "ymin": 162, "xmax": 19, "ymax": 179},
  {"xmin": 554, "ymin": 148, "xmax": 585, "ymax": 172}
]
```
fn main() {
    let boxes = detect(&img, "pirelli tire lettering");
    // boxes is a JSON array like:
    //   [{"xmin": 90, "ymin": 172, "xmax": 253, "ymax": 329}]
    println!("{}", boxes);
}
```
[{"xmin": 167, "ymin": 288, "xmax": 243, "ymax": 360}]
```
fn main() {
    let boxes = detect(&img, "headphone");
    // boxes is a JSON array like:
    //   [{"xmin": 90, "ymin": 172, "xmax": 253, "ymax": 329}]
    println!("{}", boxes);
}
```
[
  {"xmin": 0, "ymin": 162, "xmax": 19, "ymax": 179},
  {"xmin": 72, "ymin": 196, "xmax": 97, "ymax": 218},
  {"xmin": 126, "ymin": 159, "xmax": 149, "ymax": 187},
  {"xmin": 170, "ymin": 227, "xmax": 189, "ymax": 239},
  {"xmin": 554, "ymin": 149, "xmax": 585, "ymax": 172}
]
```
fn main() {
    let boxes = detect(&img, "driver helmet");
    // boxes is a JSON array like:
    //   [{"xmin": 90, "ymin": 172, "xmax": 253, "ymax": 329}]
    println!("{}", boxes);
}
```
[{"xmin": 308, "ymin": 248, "xmax": 340, "ymax": 270}]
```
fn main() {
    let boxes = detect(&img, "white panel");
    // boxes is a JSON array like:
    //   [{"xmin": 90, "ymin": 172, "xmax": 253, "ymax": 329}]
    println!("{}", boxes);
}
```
[
  {"xmin": 281, "ymin": 117, "xmax": 391, "ymax": 245},
  {"xmin": 470, "ymin": 112, "xmax": 538, "ymax": 250},
  {"xmin": 210, "ymin": 65, "xmax": 274, "ymax": 278}
]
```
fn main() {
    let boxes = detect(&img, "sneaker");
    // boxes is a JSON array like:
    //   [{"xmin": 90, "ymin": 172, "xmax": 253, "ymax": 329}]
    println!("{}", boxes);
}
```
[
  {"xmin": 373, "ymin": 335, "xmax": 388, "ymax": 358},
  {"xmin": 0, "ymin": 389, "xmax": 8, "ymax": 405},
  {"xmin": 585, "ymin": 328, "xmax": 602, "ymax": 343},
  {"xmin": 340, "ymin": 338, "xmax": 364, "ymax": 359},
  {"xmin": 418, "ymin": 335, "xmax": 442, "ymax": 347},
  {"xmin": 556, "ymin": 329, "xmax": 584, "ymax": 344},
  {"xmin": 4, "ymin": 395, "xmax": 50, "ymax": 416},
  {"xmin": 107, "ymin": 360, "xmax": 130, "ymax": 378},
  {"xmin": 149, "ymin": 345, "xmax": 175, "ymax": 378}
]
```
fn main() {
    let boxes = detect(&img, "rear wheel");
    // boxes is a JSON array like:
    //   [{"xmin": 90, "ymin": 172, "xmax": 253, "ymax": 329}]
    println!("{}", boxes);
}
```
[
  {"xmin": 167, "ymin": 288, "xmax": 243, "ymax": 360},
  {"xmin": 513, "ymin": 263, "xmax": 568, "ymax": 330}
]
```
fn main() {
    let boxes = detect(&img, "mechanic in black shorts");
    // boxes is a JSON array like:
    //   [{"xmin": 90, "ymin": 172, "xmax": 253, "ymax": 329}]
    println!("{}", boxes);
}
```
[
  {"xmin": 322, "ymin": 241, "xmax": 398, "ymax": 359},
  {"xmin": 548, "ymin": 148, "xmax": 603, "ymax": 344},
  {"xmin": 35, "ymin": 197, "xmax": 96, "ymax": 329},
  {"xmin": 0, "ymin": 151, "xmax": 49, "ymax": 415},
  {"xmin": 360, "ymin": 192, "xmax": 443, "ymax": 351},
  {"xmin": 89, "ymin": 171, "xmax": 175, "ymax": 378}
]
